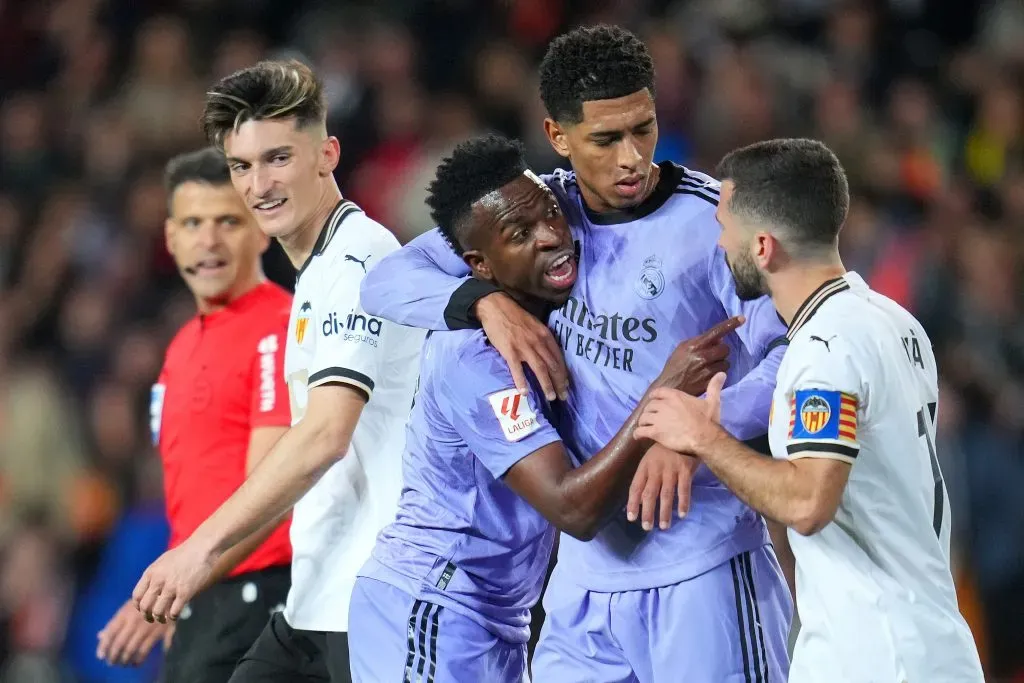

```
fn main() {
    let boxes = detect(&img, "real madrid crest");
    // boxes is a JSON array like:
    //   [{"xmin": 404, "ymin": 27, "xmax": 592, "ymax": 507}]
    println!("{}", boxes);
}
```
[{"xmin": 634, "ymin": 255, "xmax": 665, "ymax": 300}]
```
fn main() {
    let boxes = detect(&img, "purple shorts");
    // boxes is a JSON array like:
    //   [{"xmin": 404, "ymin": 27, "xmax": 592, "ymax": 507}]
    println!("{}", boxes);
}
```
[
  {"xmin": 531, "ymin": 545, "xmax": 792, "ymax": 682},
  {"xmin": 348, "ymin": 577, "xmax": 528, "ymax": 683}
]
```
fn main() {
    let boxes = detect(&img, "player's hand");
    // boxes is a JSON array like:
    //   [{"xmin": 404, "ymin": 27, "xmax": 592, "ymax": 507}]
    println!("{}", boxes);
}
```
[
  {"xmin": 626, "ymin": 444, "xmax": 699, "ymax": 530},
  {"xmin": 97, "ymin": 600, "xmax": 169, "ymax": 666},
  {"xmin": 475, "ymin": 292, "xmax": 569, "ymax": 402},
  {"xmin": 656, "ymin": 316, "xmax": 742, "ymax": 396},
  {"xmin": 132, "ymin": 540, "xmax": 215, "ymax": 624},
  {"xmin": 636, "ymin": 372, "xmax": 728, "ymax": 453}
]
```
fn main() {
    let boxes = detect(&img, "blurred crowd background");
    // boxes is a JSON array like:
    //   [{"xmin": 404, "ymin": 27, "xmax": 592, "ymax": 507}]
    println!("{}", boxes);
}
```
[{"xmin": 0, "ymin": 0, "xmax": 1021, "ymax": 681}]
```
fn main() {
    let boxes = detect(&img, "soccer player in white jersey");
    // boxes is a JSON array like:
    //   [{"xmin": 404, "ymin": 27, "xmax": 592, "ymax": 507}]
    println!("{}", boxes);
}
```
[
  {"xmin": 131, "ymin": 60, "xmax": 423, "ymax": 683},
  {"xmin": 634, "ymin": 138, "xmax": 985, "ymax": 682}
]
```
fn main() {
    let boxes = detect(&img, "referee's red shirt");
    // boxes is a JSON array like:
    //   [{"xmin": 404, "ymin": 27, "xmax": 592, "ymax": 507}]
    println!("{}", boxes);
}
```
[{"xmin": 151, "ymin": 282, "xmax": 293, "ymax": 577}]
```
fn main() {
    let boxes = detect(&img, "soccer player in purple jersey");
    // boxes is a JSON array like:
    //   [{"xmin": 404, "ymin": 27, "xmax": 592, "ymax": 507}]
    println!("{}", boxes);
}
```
[
  {"xmin": 360, "ymin": 26, "xmax": 793, "ymax": 683},
  {"xmin": 348, "ymin": 135, "xmax": 742, "ymax": 683}
]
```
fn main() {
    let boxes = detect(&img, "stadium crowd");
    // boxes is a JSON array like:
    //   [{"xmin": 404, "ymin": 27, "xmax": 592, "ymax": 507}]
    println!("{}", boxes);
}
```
[{"xmin": 0, "ymin": 0, "xmax": 1021, "ymax": 680}]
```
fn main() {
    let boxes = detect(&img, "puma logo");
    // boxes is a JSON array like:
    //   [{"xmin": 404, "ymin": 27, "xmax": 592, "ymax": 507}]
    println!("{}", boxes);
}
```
[
  {"xmin": 344, "ymin": 253, "xmax": 371, "ymax": 273},
  {"xmin": 809, "ymin": 335, "xmax": 837, "ymax": 351}
]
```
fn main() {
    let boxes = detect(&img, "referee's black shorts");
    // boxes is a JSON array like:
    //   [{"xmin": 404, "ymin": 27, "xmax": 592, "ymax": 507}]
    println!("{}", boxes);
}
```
[
  {"xmin": 226, "ymin": 611, "xmax": 351, "ymax": 683},
  {"xmin": 162, "ymin": 565, "xmax": 291, "ymax": 683}
]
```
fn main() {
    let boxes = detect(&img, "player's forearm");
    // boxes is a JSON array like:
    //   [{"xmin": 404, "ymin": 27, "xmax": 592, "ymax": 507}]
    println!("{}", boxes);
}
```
[
  {"xmin": 191, "ymin": 421, "xmax": 345, "ymax": 559},
  {"xmin": 718, "ymin": 345, "xmax": 783, "ymax": 440},
  {"xmin": 199, "ymin": 512, "xmax": 288, "ymax": 593},
  {"xmin": 549, "ymin": 405, "xmax": 652, "ymax": 540},
  {"xmin": 693, "ymin": 428, "xmax": 819, "ymax": 531}
]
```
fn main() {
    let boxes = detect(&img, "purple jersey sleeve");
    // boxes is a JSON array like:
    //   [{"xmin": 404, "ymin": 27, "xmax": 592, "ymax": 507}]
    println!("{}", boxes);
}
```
[
  {"xmin": 360, "ymin": 227, "xmax": 492, "ymax": 331},
  {"xmin": 708, "ymin": 245, "xmax": 788, "ymax": 440},
  {"xmin": 441, "ymin": 338, "xmax": 562, "ymax": 479}
]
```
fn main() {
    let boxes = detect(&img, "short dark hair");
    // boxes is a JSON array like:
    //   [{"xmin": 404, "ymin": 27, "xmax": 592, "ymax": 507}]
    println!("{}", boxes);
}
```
[
  {"xmin": 715, "ymin": 138, "xmax": 850, "ymax": 257},
  {"xmin": 539, "ymin": 24, "xmax": 655, "ymax": 125},
  {"xmin": 164, "ymin": 147, "xmax": 230, "ymax": 200},
  {"xmin": 426, "ymin": 135, "xmax": 528, "ymax": 256},
  {"xmin": 202, "ymin": 59, "xmax": 327, "ymax": 148}
]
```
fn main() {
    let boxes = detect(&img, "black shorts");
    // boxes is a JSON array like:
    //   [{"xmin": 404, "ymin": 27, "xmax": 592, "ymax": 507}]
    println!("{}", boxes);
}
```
[
  {"xmin": 162, "ymin": 565, "xmax": 291, "ymax": 683},
  {"xmin": 227, "ymin": 611, "xmax": 351, "ymax": 683}
]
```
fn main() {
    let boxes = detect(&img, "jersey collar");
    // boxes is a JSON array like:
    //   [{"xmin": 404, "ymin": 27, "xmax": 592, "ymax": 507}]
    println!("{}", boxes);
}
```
[
  {"xmin": 583, "ymin": 160, "xmax": 684, "ymax": 226},
  {"xmin": 296, "ymin": 199, "xmax": 362, "ymax": 279},
  {"xmin": 785, "ymin": 276, "xmax": 850, "ymax": 340}
]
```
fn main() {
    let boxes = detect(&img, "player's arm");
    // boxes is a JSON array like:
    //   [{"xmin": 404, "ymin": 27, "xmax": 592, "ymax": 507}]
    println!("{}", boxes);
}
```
[
  {"xmin": 637, "ymin": 340, "xmax": 862, "ymax": 536},
  {"xmin": 360, "ymin": 227, "xmax": 476, "ymax": 330},
  {"xmin": 454, "ymin": 318, "xmax": 739, "ymax": 541},
  {"xmin": 708, "ymin": 246, "xmax": 789, "ymax": 440}
]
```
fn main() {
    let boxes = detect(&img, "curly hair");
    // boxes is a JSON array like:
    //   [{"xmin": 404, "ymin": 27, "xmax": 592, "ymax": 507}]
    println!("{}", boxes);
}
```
[
  {"xmin": 539, "ymin": 24, "xmax": 655, "ymax": 125},
  {"xmin": 426, "ymin": 134, "xmax": 528, "ymax": 256},
  {"xmin": 202, "ymin": 60, "xmax": 327, "ymax": 148}
]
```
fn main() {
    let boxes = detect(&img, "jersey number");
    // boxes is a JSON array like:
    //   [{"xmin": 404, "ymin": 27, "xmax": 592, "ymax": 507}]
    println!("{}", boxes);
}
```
[{"xmin": 917, "ymin": 403, "xmax": 944, "ymax": 537}]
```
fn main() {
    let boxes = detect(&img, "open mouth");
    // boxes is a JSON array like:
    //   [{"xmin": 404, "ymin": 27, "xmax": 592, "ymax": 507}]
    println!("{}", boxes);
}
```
[
  {"xmin": 543, "ymin": 251, "xmax": 577, "ymax": 289},
  {"xmin": 254, "ymin": 198, "xmax": 287, "ymax": 215},
  {"xmin": 190, "ymin": 258, "xmax": 228, "ymax": 276}
]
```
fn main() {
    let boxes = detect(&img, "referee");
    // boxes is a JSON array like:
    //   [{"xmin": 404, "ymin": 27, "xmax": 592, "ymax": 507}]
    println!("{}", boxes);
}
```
[{"xmin": 97, "ymin": 148, "xmax": 294, "ymax": 682}]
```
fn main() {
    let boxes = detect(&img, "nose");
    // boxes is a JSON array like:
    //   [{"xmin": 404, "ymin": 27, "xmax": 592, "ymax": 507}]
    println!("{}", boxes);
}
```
[
  {"xmin": 617, "ymin": 135, "xmax": 642, "ymax": 171},
  {"xmin": 251, "ymin": 165, "xmax": 274, "ymax": 198},
  {"xmin": 533, "ymin": 221, "xmax": 562, "ymax": 250},
  {"xmin": 196, "ymin": 220, "xmax": 222, "ymax": 249}
]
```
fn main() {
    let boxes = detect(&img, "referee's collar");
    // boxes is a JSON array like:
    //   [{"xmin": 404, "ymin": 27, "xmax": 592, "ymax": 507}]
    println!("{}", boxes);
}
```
[
  {"xmin": 296, "ymin": 199, "xmax": 362, "ymax": 279},
  {"xmin": 785, "ymin": 276, "xmax": 851, "ymax": 340}
]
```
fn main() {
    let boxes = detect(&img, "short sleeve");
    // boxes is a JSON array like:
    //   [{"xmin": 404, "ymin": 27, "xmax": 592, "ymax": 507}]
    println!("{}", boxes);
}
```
[
  {"xmin": 249, "ymin": 320, "xmax": 291, "ymax": 427},
  {"xmin": 308, "ymin": 242, "xmax": 393, "ymax": 400},
  {"xmin": 440, "ymin": 340, "xmax": 562, "ymax": 479},
  {"xmin": 784, "ymin": 334, "xmax": 864, "ymax": 464}
]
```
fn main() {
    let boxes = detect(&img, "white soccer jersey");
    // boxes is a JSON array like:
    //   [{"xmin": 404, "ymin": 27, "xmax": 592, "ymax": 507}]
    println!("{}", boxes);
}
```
[
  {"xmin": 767, "ymin": 272, "xmax": 983, "ymax": 683},
  {"xmin": 283, "ymin": 200, "xmax": 423, "ymax": 631}
]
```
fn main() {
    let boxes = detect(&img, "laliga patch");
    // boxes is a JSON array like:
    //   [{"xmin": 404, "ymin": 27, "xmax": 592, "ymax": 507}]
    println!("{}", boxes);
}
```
[
  {"xmin": 789, "ymin": 389, "xmax": 859, "ymax": 442},
  {"xmin": 488, "ymin": 388, "xmax": 540, "ymax": 442}
]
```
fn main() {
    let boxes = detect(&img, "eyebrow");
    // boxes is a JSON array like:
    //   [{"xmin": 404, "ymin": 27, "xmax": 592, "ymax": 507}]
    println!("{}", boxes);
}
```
[
  {"xmin": 225, "ymin": 145, "xmax": 294, "ymax": 165},
  {"xmin": 588, "ymin": 117, "xmax": 656, "ymax": 139}
]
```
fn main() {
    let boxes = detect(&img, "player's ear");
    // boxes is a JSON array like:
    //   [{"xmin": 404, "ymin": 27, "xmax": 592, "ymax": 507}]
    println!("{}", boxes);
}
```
[
  {"xmin": 463, "ymin": 250, "xmax": 493, "ymax": 281},
  {"xmin": 544, "ymin": 118, "xmax": 571, "ymax": 160},
  {"xmin": 320, "ymin": 135, "xmax": 341, "ymax": 176},
  {"xmin": 754, "ymin": 232, "xmax": 774, "ymax": 269},
  {"xmin": 164, "ymin": 218, "xmax": 176, "ymax": 256}
]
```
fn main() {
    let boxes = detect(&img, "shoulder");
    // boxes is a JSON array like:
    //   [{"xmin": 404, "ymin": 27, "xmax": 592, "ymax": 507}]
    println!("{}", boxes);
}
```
[
  {"xmin": 660, "ymin": 163, "xmax": 721, "ymax": 242},
  {"xmin": 787, "ymin": 296, "xmax": 878, "ymax": 374},
  {"xmin": 431, "ymin": 328, "xmax": 499, "ymax": 369},
  {"xmin": 251, "ymin": 283, "xmax": 293, "ymax": 324}
]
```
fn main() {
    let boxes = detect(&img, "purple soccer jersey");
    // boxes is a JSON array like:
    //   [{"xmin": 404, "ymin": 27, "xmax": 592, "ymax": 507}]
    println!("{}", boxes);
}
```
[
  {"xmin": 356, "ymin": 327, "xmax": 559, "ymax": 645},
  {"xmin": 361, "ymin": 162, "xmax": 787, "ymax": 592}
]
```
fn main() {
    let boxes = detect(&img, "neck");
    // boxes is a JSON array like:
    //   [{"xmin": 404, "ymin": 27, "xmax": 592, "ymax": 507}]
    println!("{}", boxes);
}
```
[
  {"xmin": 770, "ymin": 259, "xmax": 848, "ymax": 327},
  {"xmin": 277, "ymin": 179, "xmax": 343, "ymax": 269},
  {"xmin": 195, "ymin": 271, "xmax": 266, "ymax": 315}
]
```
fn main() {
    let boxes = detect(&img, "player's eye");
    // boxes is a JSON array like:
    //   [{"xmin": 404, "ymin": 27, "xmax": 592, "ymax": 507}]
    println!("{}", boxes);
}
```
[
  {"xmin": 547, "ymin": 203, "xmax": 560, "ymax": 219},
  {"xmin": 271, "ymin": 154, "xmax": 290, "ymax": 164},
  {"xmin": 183, "ymin": 218, "xmax": 200, "ymax": 228},
  {"xmin": 220, "ymin": 217, "xmax": 241, "ymax": 227},
  {"xmin": 229, "ymin": 162, "xmax": 248, "ymax": 173}
]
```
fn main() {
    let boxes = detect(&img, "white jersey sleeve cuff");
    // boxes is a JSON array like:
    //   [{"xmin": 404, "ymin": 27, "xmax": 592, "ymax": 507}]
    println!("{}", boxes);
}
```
[{"xmin": 308, "ymin": 366, "xmax": 375, "ymax": 400}]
